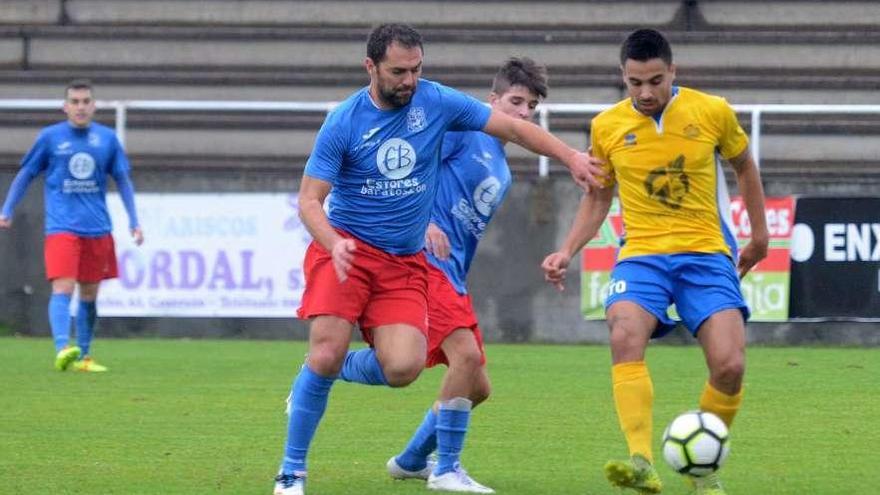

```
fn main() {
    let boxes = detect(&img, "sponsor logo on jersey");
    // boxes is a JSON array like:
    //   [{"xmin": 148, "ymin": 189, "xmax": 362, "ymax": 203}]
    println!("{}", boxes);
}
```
[
  {"xmin": 68, "ymin": 152, "xmax": 96, "ymax": 179},
  {"xmin": 88, "ymin": 132, "xmax": 100, "ymax": 147},
  {"xmin": 473, "ymin": 176, "xmax": 502, "ymax": 217},
  {"xmin": 644, "ymin": 154, "xmax": 690, "ymax": 209},
  {"xmin": 376, "ymin": 138, "xmax": 416, "ymax": 179}
]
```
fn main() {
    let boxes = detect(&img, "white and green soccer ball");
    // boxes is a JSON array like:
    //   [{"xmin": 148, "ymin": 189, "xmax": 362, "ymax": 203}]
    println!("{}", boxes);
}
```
[{"xmin": 662, "ymin": 410, "xmax": 730, "ymax": 477}]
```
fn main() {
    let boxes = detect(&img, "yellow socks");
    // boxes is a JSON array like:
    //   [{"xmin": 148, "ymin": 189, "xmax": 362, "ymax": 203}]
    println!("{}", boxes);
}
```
[
  {"xmin": 612, "ymin": 361, "xmax": 654, "ymax": 463},
  {"xmin": 699, "ymin": 381, "xmax": 743, "ymax": 427}
]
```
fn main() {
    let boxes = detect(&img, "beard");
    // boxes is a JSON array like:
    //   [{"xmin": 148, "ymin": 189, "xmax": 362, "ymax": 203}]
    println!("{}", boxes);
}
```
[{"xmin": 379, "ymin": 84, "xmax": 416, "ymax": 108}]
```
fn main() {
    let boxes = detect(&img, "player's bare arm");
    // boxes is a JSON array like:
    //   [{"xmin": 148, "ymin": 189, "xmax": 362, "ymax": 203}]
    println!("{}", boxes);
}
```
[
  {"xmin": 0, "ymin": 215, "xmax": 10, "ymax": 228},
  {"xmin": 424, "ymin": 222, "xmax": 450, "ymax": 260},
  {"xmin": 728, "ymin": 147, "xmax": 769, "ymax": 278},
  {"xmin": 542, "ymin": 186, "xmax": 614, "ymax": 291},
  {"xmin": 482, "ymin": 109, "xmax": 606, "ymax": 192},
  {"xmin": 298, "ymin": 175, "xmax": 357, "ymax": 281}
]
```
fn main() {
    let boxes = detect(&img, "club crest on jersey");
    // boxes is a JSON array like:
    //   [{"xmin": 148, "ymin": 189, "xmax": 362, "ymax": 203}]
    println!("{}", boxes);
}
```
[
  {"xmin": 407, "ymin": 106, "xmax": 426, "ymax": 132},
  {"xmin": 68, "ymin": 152, "xmax": 96, "ymax": 179},
  {"xmin": 473, "ymin": 176, "xmax": 502, "ymax": 216},
  {"xmin": 624, "ymin": 133, "xmax": 637, "ymax": 146},
  {"xmin": 684, "ymin": 124, "xmax": 701, "ymax": 139},
  {"xmin": 376, "ymin": 138, "xmax": 417, "ymax": 179}
]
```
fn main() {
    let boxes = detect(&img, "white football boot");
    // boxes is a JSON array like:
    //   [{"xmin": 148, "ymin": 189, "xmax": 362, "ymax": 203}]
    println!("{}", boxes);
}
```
[
  {"xmin": 386, "ymin": 455, "xmax": 437, "ymax": 480},
  {"xmin": 427, "ymin": 467, "xmax": 495, "ymax": 493},
  {"xmin": 273, "ymin": 472, "xmax": 304, "ymax": 495}
]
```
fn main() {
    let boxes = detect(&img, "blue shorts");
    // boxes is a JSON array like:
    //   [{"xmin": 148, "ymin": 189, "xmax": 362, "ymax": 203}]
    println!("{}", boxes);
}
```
[{"xmin": 604, "ymin": 253, "xmax": 749, "ymax": 338}]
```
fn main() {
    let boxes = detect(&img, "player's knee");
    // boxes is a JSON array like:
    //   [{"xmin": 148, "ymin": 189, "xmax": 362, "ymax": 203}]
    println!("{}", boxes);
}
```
[
  {"xmin": 609, "ymin": 325, "xmax": 644, "ymax": 357},
  {"xmin": 382, "ymin": 357, "xmax": 424, "ymax": 387},
  {"xmin": 712, "ymin": 355, "xmax": 745, "ymax": 386},
  {"xmin": 471, "ymin": 380, "xmax": 491, "ymax": 406},
  {"xmin": 306, "ymin": 346, "xmax": 347, "ymax": 376},
  {"xmin": 448, "ymin": 346, "xmax": 483, "ymax": 372}
]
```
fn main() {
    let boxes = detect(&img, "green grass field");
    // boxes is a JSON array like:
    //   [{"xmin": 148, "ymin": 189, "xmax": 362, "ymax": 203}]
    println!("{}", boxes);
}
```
[{"xmin": 1, "ymin": 337, "xmax": 877, "ymax": 494}]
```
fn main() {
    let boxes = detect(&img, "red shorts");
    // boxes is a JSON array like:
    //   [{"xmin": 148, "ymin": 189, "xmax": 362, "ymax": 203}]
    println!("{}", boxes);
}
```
[
  {"xmin": 297, "ymin": 230, "xmax": 429, "ymax": 343},
  {"xmin": 44, "ymin": 233, "xmax": 118, "ymax": 283},
  {"xmin": 425, "ymin": 263, "xmax": 486, "ymax": 368}
]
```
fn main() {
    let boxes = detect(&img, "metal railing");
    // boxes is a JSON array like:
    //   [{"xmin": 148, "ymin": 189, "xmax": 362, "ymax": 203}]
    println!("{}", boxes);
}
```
[{"xmin": 3, "ymin": 99, "xmax": 880, "ymax": 175}]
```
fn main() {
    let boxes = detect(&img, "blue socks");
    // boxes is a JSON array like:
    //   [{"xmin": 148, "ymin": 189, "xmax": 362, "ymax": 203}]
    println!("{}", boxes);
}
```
[
  {"xmin": 76, "ymin": 301, "xmax": 97, "ymax": 357},
  {"xmin": 338, "ymin": 348, "xmax": 388, "ymax": 386},
  {"xmin": 395, "ymin": 408, "xmax": 438, "ymax": 471},
  {"xmin": 48, "ymin": 293, "xmax": 72, "ymax": 352},
  {"xmin": 435, "ymin": 397, "xmax": 473, "ymax": 475},
  {"xmin": 282, "ymin": 364, "xmax": 336, "ymax": 475}
]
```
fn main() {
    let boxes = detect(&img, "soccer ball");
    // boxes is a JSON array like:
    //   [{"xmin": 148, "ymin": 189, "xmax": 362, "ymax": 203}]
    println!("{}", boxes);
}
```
[{"xmin": 662, "ymin": 410, "xmax": 730, "ymax": 477}]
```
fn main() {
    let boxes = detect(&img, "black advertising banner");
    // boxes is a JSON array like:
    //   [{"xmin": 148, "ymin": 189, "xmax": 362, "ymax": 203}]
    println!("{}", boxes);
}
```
[{"xmin": 790, "ymin": 197, "xmax": 880, "ymax": 318}]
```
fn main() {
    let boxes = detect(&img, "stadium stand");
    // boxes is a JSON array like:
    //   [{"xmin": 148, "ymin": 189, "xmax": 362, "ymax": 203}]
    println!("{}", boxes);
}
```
[{"xmin": 0, "ymin": 0, "xmax": 879, "ymax": 187}]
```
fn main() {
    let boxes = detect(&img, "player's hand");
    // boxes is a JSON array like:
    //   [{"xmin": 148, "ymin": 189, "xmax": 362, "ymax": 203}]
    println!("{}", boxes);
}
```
[
  {"xmin": 330, "ymin": 237, "xmax": 357, "ymax": 282},
  {"xmin": 131, "ymin": 227, "xmax": 144, "ymax": 246},
  {"xmin": 0, "ymin": 215, "xmax": 11, "ymax": 228},
  {"xmin": 567, "ymin": 151, "xmax": 606, "ymax": 193},
  {"xmin": 541, "ymin": 251, "xmax": 572, "ymax": 292},
  {"xmin": 424, "ymin": 222, "xmax": 450, "ymax": 260},
  {"xmin": 737, "ymin": 237, "xmax": 769, "ymax": 279}
]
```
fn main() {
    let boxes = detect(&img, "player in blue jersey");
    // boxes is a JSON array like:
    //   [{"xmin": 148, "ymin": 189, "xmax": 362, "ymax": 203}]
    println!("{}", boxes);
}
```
[
  {"xmin": 273, "ymin": 24, "xmax": 604, "ymax": 495},
  {"xmin": 383, "ymin": 57, "xmax": 549, "ymax": 494},
  {"xmin": 0, "ymin": 79, "xmax": 143, "ymax": 373}
]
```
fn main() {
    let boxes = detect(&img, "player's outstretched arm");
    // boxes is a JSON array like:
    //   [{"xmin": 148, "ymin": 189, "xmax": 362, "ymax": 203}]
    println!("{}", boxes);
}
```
[
  {"xmin": 542, "ymin": 186, "xmax": 614, "ymax": 291},
  {"xmin": 482, "ymin": 109, "xmax": 606, "ymax": 192},
  {"xmin": 728, "ymin": 148, "xmax": 769, "ymax": 278},
  {"xmin": 0, "ymin": 166, "xmax": 40, "ymax": 229},
  {"xmin": 298, "ymin": 175, "xmax": 356, "ymax": 282}
]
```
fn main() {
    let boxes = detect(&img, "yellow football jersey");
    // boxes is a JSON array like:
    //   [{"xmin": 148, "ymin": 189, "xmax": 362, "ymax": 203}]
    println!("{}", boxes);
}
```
[{"xmin": 590, "ymin": 86, "xmax": 749, "ymax": 260}]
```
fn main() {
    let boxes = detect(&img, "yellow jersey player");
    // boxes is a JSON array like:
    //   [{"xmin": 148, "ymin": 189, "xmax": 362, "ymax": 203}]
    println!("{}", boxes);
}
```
[{"xmin": 542, "ymin": 29, "xmax": 768, "ymax": 495}]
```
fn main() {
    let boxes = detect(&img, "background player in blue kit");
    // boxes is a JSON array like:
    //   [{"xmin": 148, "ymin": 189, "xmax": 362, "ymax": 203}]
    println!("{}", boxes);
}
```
[
  {"xmin": 275, "ymin": 24, "xmax": 604, "ymax": 495},
  {"xmin": 384, "ymin": 57, "xmax": 549, "ymax": 493},
  {"xmin": 0, "ymin": 79, "xmax": 143, "ymax": 373}
]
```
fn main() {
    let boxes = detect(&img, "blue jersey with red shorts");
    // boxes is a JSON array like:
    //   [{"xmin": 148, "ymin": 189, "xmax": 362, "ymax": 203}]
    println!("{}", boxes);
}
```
[
  {"xmin": 424, "ymin": 130, "xmax": 511, "ymax": 367},
  {"xmin": 297, "ymin": 79, "xmax": 491, "ymax": 333},
  {"xmin": 304, "ymin": 79, "xmax": 491, "ymax": 255},
  {"xmin": 427, "ymin": 131, "xmax": 511, "ymax": 294},
  {"xmin": 1, "ymin": 121, "xmax": 139, "ymax": 235}
]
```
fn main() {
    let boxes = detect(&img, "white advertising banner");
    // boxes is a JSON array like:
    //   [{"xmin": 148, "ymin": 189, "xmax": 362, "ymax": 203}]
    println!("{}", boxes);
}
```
[{"xmin": 97, "ymin": 193, "xmax": 310, "ymax": 317}]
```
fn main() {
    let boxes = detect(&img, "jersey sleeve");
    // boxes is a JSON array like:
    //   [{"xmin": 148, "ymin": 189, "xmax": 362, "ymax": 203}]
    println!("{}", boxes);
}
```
[
  {"xmin": 303, "ymin": 111, "xmax": 348, "ymax": 183},
  {"xmin": 1, "ymin": 130, "xmax": 49, "ymax": 217},
  {"xmin": 439, "ymin": 85, "xmax": 491, "ymax": 133},
  {"xmin": 109, "ymin": 135, "xmax": 140, "ymax": 229},
  {"xmin": 20, "ymin": 129, "xmax": 51, "ymax": 175},
  {"xmin": 589, "ymin": 117, "xmax": 617, "ymax": 188},
  {"xmin": 716, "ymin": 98, "xmax": 749, "ymax": 160}
]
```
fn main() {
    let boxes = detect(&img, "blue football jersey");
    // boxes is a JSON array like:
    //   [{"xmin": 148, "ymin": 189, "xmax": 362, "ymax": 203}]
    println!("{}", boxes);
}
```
[
  {"xmin": 426, "ymin": 131, "xmax": 512, "ymax": 294},
  {"xmin": 2, "ymin": 122, "xmax": 136, "ymax": 236},
  {"xmin": 304, "ymin": 79, "xmax": 491, "ymax": 255}
]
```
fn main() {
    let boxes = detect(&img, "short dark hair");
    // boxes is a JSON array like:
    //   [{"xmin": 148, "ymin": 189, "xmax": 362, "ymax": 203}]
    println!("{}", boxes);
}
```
[
  {"xmin": 620, "ymin": 29, "xmax": 673, "ymax": 65},
  {"xmin": 65, "ymin": 78, "xmax": 93, "ymax": 98},
  {"xmin": 492, "ymin": 57, "xmax": 548, "ymax": 99},
  {"xmin": 366, "ymin": 23, "xmax": 423, "ymax": 64}
]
